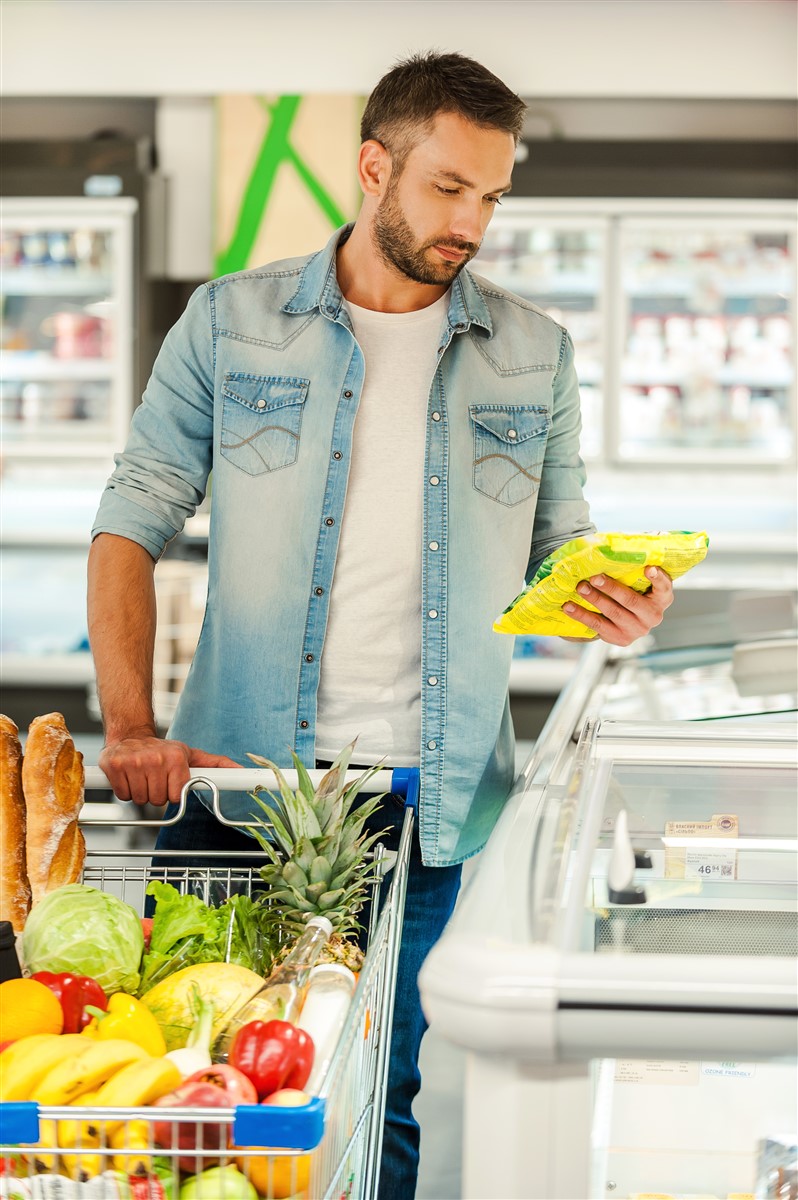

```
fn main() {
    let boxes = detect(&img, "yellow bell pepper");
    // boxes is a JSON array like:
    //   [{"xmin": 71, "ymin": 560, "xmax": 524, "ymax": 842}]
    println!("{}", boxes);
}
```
[{"xmin": 81, "ymin": 993, "xmax": 166, "ymax": 1056}]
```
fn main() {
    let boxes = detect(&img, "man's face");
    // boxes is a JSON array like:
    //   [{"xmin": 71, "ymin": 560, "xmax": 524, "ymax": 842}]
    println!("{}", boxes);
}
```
[{"xmin": 372, "ymin": 111, "xmax": 516, "ymax": 286}]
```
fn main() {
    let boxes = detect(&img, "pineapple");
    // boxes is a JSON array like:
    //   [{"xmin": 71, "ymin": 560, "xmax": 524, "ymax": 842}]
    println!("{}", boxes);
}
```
[{"xmin": 246, "ymin": 739, "xmax": 394, "ymax": 961}]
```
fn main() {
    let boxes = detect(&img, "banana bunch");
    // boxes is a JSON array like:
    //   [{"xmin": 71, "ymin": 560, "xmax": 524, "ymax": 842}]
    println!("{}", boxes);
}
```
[{"xmin": 0, "ymin": 1034, "xmax": 181, "ymax": 1183}]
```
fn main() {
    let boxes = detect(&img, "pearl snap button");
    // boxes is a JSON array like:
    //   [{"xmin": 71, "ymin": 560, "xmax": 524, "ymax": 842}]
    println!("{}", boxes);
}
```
[
  {"xmin": 427, "ymin": 740, "xmax": 437, "ymax": 750},
  {"xmin": 431, "ymin": 412, "xmax": 441, "ymax": 422},
  {"xmin": 429, "ymin": 541, "xmax": 439, "ymax": 551},
  {"xmin": 257, "ymin": 400, "xmax": 267, "ymax": 409},
  {"xmin": 429, "ymin": 476, "xmax": 440, "ymax": 486},
  {"xmin": 428, "ymin": 676, "xmax": 438, "ymax": 686},
  {"xmin": 507, "ymin": 428, "xmax": 517, "ymax": 439},
  {"xmin": 428, "ymin": 609, "xmax": 438, "ymax": 619}
]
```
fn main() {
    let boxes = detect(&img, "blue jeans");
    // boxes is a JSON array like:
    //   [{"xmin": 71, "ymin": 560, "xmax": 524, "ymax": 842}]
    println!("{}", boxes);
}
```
[{"xmin": 151, "ymin": 785, "xmax": 462, "ymax": 1200}]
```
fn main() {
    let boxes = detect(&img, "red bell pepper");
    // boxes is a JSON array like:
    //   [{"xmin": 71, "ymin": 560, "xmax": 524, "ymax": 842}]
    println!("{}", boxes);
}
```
[
  {"xmin": 30, "ymin": 971, "xmax": 107, "ymax": 1034},
  {"xmin": 229, "ymin": 1019, "xmax": 314, "ymax": 1100}
]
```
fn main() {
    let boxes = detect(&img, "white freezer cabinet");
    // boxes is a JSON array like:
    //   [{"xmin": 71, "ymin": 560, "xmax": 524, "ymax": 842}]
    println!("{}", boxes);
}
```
[{"xmin": 419, "ymin": 642, "xmax": 797, "ymax": 1200}]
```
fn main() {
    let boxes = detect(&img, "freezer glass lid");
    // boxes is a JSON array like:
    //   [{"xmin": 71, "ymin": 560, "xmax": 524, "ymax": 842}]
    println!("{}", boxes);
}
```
[
  {"xmin": 598, "ymin": 641, "xmax": 798, "ymax": 723},
  {"xmin": 579, "ymin": 755, "xmax": 798, "ymax": 959}
]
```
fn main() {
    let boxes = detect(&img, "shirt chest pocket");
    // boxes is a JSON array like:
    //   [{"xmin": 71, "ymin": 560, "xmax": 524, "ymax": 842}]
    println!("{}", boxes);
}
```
[
  {"xmin": 470, "ymin": 404, "xmax": 551, "ymax": 507},
  {"xmin": 220, "ymin": 374, "xmax": 309, "ymax": 475}
]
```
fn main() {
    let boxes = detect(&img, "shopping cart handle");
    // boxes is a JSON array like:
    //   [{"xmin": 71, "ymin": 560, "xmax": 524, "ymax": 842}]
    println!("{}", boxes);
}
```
[
  {"xmin": 83, "ymin": 765, "xmax": 408, "ymax": 794},
  {"xmin": 391, "ymin": 766, "xmax": 420, "ymax": 810},
  {"xmin": 233, "ymin": 1099, "xmax": 326, "ymax": 1151},
  {"xmin": 0, "ymin": 1100, "xmax": 39, "ymax": 1143}
]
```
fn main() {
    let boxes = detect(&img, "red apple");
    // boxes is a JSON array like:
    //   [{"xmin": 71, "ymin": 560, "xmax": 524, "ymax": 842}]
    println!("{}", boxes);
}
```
[
  {"xmin": 153, "ymin": 1064, "xmax": 257, "ymax": 1170},
  {"xmin": 262, "ymin": 1088, "xmax": 311, "ymax": 1107}
]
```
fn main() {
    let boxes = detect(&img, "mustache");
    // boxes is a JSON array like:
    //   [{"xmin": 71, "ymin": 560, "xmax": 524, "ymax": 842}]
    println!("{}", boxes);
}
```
[{"xmin": 427, "ymin": 238, "xmax": 480, "ymax": 255}]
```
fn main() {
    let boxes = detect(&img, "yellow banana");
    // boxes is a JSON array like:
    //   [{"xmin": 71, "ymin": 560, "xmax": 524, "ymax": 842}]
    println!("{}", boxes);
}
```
[
  {"xmin": 29, "ymin": 1117, "xmax": 60, "ymax": 1174},
  {"xmin": 0, "ymin": 1034, "xmax": 89, "ymax": 1102},
  {"xmin": 92, "ymin": 1054, "xmax": 180, "ymax": 1138},
  {"xmin": 57, "ymin": 1089, "xmax": 102, "ymax": 1150},
  {"xmin": 36, "ymin": 1038, "xmax": 149, "ymax": 1105},
  {"xmin": 110, "ymin": 1119, "xmax": 152, "ymax": 1176},
  {"xmin": 61, "ymin": 1148, "xmax": 105, "ymax": 1182}
]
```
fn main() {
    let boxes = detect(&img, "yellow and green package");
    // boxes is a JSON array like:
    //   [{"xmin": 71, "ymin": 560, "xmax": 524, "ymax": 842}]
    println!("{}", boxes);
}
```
[{"xmin": 494, "ymin": 530, "xmax": 709, "ymax": 638}]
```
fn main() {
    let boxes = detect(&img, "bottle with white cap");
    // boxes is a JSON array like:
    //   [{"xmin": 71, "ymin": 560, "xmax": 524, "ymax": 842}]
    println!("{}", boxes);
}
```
[
  {"xmin": 297, "ymin": 963, "xmax": 358, "ymax": 1094},
  {"xmin": 212, "ymin": 915, "xmax": 333, "ymax": 1060}
]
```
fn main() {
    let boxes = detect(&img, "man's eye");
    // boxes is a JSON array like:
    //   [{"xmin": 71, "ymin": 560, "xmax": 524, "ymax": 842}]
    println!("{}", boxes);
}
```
[
  {"xmin": 435, "ymin": 185, "xmax": 460, "ymax": 196},
  {"xmin": 485, "ymin": 196, "xmax": 503, "ymax": 206}
]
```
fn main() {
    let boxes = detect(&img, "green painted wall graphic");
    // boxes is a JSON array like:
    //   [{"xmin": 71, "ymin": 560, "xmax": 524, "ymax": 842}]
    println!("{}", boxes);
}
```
[{"xmin": 215, "ymin": 94, "xmax": 361, "ymax": 275}]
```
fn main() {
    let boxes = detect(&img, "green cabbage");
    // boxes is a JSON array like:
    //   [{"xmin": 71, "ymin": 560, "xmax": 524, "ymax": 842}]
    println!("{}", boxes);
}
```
[{"xmin": 21, "ymin": 883, "xmax": 144, "ymax": 994}]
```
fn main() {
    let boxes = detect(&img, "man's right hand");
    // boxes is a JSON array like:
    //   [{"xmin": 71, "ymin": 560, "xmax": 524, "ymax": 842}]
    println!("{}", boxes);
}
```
[{"xmin": 99, "ymin": 735, "xmax": 241, "ymax": 808}]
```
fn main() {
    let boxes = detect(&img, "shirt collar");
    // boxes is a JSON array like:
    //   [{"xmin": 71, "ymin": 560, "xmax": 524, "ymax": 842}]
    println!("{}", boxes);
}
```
[{"xmin": 282, "ymin": 222, "xmax": 493, "ymax": 338}]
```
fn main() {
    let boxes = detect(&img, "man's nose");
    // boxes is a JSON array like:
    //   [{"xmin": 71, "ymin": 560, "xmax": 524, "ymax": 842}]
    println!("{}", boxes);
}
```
[{"xmin": 449, "ymin": 198, "xmax": 485, "ymax": 246}]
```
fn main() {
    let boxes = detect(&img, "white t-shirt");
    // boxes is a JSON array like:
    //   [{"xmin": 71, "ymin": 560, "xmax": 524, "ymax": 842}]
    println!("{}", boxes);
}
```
[{"xmin": 314, "ymin": 291, "xmax": 449, "ymax": 766}]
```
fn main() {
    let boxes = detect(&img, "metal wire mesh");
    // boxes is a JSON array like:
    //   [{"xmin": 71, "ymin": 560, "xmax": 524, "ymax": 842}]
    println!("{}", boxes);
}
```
[{"xmin": 595, "ymin": 906, "xmax": 798, "ymax": 956}]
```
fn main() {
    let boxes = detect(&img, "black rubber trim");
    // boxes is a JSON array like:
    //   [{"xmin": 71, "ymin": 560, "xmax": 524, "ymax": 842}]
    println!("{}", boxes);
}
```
[{"xmin": 559, "ymin": 1000, "xmax": 796, "ymax": 1017}]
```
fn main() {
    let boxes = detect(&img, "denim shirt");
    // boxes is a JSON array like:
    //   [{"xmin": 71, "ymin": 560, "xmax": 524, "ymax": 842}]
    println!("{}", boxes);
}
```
[{"xmin": 93, "ymin": 225, "xmax": 593, "ymax": 866}]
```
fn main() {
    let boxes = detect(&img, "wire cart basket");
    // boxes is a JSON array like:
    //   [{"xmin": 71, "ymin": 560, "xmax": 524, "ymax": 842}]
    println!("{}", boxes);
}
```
[{"xmin": 0, "ymin": 765, "xmax": 417, "ymax": 1200}]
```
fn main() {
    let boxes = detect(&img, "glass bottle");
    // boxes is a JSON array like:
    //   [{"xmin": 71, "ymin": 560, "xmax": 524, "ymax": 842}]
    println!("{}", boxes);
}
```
[{"xmin": 213, "ymin": 915, "xmax": 332, "ymax": 1061}]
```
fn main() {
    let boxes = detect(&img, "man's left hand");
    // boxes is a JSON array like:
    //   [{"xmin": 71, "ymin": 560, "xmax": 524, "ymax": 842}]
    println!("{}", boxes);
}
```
[{"xmin": 562, "ymin": 566, "xmax": 674, "ymax": 646}]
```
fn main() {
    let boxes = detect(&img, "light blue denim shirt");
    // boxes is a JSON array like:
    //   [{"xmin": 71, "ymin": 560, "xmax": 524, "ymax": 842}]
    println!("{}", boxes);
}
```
[{"xmin": 93, "ymin": 225, "xmax": 594, "ymax": 866}]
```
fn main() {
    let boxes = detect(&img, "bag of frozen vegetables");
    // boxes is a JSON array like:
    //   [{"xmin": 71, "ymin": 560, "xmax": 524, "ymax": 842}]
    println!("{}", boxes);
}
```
[{"xmin": 494, "ymin": 529, "xmax": 709, "ymax": 638}]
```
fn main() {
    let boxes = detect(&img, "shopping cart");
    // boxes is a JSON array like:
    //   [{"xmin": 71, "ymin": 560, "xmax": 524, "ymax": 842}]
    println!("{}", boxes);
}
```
[{"xmin": 0, "ymin": 765, "xmax": 417, "ymax": 1200}]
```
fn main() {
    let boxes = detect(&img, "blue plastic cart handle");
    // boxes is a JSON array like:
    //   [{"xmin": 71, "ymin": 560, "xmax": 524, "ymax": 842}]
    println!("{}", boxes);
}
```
[
  {"xmin": 0, "ymin": 1101, "xmax": 39, "ymax": 1144},
  {"xmin": 0, "ymin": 1099, "xmax": 327, "ymax": 1153},
  {"xmin": 390, "ymin": 767, "xmax": 420, "ymax": 810},
  {"xmin": 233, "ymin": 1098, "xmax": 325, "ymax": 1150}
]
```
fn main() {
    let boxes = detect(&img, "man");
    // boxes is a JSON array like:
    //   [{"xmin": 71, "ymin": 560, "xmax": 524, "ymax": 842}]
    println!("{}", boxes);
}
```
[{"xmin": 88, "ymin": 51, "xmax": 672, "ymax": 1198}]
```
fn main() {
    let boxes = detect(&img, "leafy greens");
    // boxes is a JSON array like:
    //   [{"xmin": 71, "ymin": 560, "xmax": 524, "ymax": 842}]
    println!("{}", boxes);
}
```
[{"xmin": 138, "ymin": 882, "xmax": 276, "ymax": 994}]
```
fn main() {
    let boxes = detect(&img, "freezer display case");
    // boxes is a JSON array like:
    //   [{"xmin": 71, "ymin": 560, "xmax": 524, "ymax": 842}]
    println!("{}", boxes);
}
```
[
  {"xmin": 0, "ymin": 197, "xmax": 138, "ymax": 687},
  {"xmin": 420, "ymin": 641, "xmax": 797, "ymax": 1200},
  {"xmin": 617, "ymin": 218, "xmax": 793, "ymax": 463},
  {"xmin": 473, "ymin": 199, "xmax": 796, "ymax": 467},
  {"xmin": 0, "ymin": 196, "xmax": 137, "ymax": 461},
  {"xmin": 594, "ymin": 638, "xmax": 798, "ymax": 724}
]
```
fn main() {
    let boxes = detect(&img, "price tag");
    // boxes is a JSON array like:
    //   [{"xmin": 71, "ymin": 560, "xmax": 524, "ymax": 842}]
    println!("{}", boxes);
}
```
[
  {"xmin": 683, "ymin": 846, "xmax": 738, "ymax": 879},
  {"xmin": 664, "ymin": 813, "xmax": 738, "ymax": 880}
]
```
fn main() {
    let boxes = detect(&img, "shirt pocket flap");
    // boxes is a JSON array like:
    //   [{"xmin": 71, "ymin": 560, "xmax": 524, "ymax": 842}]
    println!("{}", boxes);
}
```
[
  {"xmin": 222, "ymin": 374, "xmax": 310, "ymax": 413},
  {"xmin": 469, "ymin": 405, "xmax": 550, "ymax": 445}
]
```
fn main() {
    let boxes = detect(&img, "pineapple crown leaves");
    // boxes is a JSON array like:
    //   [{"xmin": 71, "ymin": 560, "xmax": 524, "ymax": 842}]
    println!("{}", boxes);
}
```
[
  {"xmin": 244, "ymin": 739, "xmax": 398, "ymax": 938},
  {"xmin": 245, "ymin": 739, "xmax": 390, "ymax": 846}
]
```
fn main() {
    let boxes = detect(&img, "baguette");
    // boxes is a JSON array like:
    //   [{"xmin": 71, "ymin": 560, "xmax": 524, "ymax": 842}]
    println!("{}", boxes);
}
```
[
  {"xmin": 0, "ymin": 714, "xmax": 31, "ymax": 933},
  {"xmin": 22, "ymin": 712, "xmax": 85, "ymax": 905}
]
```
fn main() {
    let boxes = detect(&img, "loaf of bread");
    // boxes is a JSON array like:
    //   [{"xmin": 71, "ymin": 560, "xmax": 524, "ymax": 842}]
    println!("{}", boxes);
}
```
[
  {"xmin": 0, "ymin": 714, "xmax": 31, "ymax": 933},
  {"xmin": 22, "ymin": 712, "xmax": 85, "ymax": 905}
]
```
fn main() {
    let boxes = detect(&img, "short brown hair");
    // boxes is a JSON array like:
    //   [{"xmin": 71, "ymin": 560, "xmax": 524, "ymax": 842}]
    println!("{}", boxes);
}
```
[{"xmin": 361, "ymin": 51, "xmax": 526, "ymax": 169}]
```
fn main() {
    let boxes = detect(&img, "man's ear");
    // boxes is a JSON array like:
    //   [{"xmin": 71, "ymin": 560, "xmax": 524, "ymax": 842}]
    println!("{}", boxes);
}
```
[{"xmin": 357, "ymin": 139, "xmax": 392, "ymax": 198}]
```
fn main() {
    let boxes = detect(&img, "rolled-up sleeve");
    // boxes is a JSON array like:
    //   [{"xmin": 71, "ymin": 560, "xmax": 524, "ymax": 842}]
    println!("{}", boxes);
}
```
[
  {"xmin": 527, "ymin": 328, "xmax": 596, "ymax": 581},
  {"xmin": 92, "ymin": 284, "xmax": 215, "ymax": 559}
]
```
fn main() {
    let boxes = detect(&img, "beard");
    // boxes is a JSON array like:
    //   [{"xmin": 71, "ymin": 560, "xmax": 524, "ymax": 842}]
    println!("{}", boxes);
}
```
[{"xmin": 372, "ymin": 179, "xmax": 479, "ymax": 285}]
